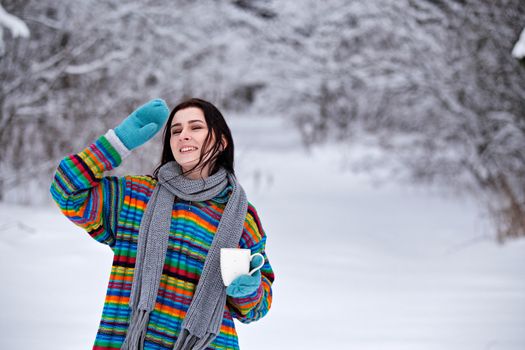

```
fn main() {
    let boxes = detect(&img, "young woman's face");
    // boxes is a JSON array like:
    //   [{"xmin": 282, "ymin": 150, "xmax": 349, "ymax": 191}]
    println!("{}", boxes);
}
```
[{"xmin": 170, "ymin": 107, "xmax": 216, "ymax": 179}]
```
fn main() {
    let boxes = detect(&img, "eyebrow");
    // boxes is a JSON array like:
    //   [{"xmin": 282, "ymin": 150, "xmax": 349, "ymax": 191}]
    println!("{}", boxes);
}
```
[{"xmin": 171, "ymin": 120, "xmax": 205, "ymax": 128}]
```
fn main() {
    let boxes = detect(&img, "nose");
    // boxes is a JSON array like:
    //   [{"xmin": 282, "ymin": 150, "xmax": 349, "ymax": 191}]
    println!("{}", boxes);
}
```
[{"xmin": 178, "ymin": 128, "xmax": 191, "ymax": 141}]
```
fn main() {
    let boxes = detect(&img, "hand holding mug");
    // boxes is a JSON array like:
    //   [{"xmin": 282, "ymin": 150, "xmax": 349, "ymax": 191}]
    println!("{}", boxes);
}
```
[{"xmin": 221, "ymin": 248, "xmax": 265, "ymax": 298}]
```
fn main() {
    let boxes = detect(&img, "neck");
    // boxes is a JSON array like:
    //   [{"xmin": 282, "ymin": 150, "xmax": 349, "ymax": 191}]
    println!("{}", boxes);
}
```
[
  {"xmin": 185, "ymin": 172, "xmax": 208, "ymax": 180},
  {"xmin": 182, "ymin": 162, "xmax": 216, "ymax": 180},
  {"xmin": 182, "ymin": 166, "xmax": 210, "ymax": 180}
]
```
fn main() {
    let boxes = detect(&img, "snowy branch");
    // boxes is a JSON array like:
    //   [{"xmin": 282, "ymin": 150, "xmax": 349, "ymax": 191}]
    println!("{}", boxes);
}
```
[
  {"xmin": 0, "ymin": 4, "xmax": 30, "ymax": 38},
  {"xmin": 512, "ymin": 26, "xmax": 525, "ymax": 59},
  {"xmin": 65, "ymin": 48, "xmax": 132, "ymax": 75}
]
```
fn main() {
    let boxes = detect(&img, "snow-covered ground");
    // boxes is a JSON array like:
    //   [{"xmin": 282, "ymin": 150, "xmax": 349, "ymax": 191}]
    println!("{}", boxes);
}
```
[{"xmin": 1, "ymin": 117, "xmax": 524, "ymax": 350}]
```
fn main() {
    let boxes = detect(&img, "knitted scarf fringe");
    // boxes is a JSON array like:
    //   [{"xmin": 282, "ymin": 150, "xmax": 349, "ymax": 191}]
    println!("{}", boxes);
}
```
[
  {"xmin": 173, "ymin": 329, "xmax": 218, "ymax": 350},
  {"xmin": 121, "ymin": 308, "xmax": 150, "ymax": 350}
]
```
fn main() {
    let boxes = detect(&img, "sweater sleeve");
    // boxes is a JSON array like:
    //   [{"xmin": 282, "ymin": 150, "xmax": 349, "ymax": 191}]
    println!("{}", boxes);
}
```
[
  {"xmin": 226, "ymin": 204, "xmax": 275, "ymax": 324},
  {"xmin": 49, "ymin": 129, "xmax": 131, "ymax": 250}
]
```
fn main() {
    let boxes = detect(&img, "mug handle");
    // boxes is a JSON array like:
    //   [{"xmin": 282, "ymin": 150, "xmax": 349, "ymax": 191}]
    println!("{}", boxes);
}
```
[{"xmin": 248, "ymin": 253, "xmax": 265, "ymax": 275}]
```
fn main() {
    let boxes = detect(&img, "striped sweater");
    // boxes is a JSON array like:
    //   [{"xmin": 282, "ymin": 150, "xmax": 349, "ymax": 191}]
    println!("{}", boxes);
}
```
[{"xmin": 50, "ymin": 130, "xmax": 274, "ymax": 350}]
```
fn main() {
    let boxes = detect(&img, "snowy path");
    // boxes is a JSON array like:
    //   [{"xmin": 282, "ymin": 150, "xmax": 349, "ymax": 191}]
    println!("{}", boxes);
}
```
[
  {"xmin": 234, "ymin": 143, "xmax": 525, "ymax": 350},
  {"xmin": 1, "ymin": 117, "xmax": 524, "ymax": 349}
]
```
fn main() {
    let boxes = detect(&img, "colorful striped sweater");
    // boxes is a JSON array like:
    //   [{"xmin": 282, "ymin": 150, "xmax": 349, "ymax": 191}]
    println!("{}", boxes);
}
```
[{"xmin": 50, "ymin": 130, "xmax": 275, "ymax": 350}]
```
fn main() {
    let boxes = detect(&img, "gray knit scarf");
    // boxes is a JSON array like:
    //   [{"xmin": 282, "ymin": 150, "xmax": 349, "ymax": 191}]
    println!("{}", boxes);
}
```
[{"xmin": 121, "ymin": 160, "xmax": 248, "ymax": 350}]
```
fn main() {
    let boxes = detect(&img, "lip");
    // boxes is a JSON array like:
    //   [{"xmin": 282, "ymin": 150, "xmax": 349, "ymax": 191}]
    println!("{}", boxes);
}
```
[{"xmin": 179, "ymin": 146, "xmax": 198, "ymax": 153}]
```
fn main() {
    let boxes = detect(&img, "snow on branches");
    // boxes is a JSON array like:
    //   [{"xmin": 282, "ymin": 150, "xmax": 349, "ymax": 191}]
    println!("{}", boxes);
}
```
[
  {"xmin": 512, "ymin": 26, "xmax": 525, "ymax": 59},
  {"xmin": 0, "ymin": 3, "xmax": 30, "ymax": 55}
]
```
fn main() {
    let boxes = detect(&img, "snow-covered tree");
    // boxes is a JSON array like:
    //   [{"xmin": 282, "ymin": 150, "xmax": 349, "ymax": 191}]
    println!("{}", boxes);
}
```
[
  {"xmin": 2, "ymin": 0, "xmax": 525, "ymax": 241},
  {"xmin": 260, "ymin": 0, "xmax": 525, "ymax": 241},
  {"xmin": 0, "ymin": 0, "xmax": 278, "ymax": 201}
]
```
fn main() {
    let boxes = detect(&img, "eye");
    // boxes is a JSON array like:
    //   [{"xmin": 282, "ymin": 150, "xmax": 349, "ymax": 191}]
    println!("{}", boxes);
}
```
[{"xmin": 171, "ymin": 125, "xmax": 204, "ymax": 135}]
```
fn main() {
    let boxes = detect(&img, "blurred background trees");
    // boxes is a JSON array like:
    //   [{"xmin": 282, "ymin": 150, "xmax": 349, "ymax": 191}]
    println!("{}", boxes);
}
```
[{"xmin": 1, "ymin": 0, "xmax": 524, "ymax": 241}]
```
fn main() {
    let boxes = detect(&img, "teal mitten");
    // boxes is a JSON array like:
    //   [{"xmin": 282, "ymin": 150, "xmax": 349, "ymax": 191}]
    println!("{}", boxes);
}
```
[
  {"xmin": 114, "ymin": 98, "xmax": 169, "ymax": 150},
  {"xmin": 226, "ymin": 255, "xmax": 264, "ymax": 298}
]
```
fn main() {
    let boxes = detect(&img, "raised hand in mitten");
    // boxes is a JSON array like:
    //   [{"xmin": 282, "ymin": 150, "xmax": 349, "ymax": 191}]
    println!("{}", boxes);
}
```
[
  {"xmin": 114, "ymin": 98, "xmax": 169, "ymax": 150},
  {"xmin": 226, "ymin": 254, "xmax": 264, "ymax": 298}
]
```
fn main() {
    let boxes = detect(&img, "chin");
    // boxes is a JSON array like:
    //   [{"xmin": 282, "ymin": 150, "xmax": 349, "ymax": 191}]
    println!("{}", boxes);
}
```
[{"xmin": 178, "ymin": 160, "xmax": 198, "ymax": 169}]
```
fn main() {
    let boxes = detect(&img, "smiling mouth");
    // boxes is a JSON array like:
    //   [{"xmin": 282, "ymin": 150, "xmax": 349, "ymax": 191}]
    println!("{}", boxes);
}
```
[{"xmin": 180, "ymin": 147, "xmax": 198, "ymax": 153}]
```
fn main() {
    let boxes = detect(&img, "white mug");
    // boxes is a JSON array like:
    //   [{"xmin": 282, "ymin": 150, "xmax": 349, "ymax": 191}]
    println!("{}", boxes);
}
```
[{"xmin": 220, "ymin": 248, "xmax": 265, "ymax": 287}]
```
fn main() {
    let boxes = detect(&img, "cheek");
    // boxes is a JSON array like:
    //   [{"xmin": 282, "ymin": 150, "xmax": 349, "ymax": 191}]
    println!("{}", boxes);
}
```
[
  {"xmin": 169, "ymin": 136, "xmax": 178, "ymax": 155},
  {"xmin": 202, "ymin": 133, "xmax": 215, "ymax": 149}
]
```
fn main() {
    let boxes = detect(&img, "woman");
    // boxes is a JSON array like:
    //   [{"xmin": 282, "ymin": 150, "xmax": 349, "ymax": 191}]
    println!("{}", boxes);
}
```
[{"xmin": 50, "ymin": 98, "xmax": 275, "ymax": 350}]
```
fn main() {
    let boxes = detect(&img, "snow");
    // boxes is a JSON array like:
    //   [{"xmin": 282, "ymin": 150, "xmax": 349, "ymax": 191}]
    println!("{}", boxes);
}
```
[
  {"xmin": 0, "ymin": 4, "xmax": 30, "ymax": 38},
  {"xmin": 64, "ymin": 48, "xmax": 132, "ymax": 75},
  {"xmin": 512, "ymin": 27, "xmax": 525, "ymax": 59},
  {"xmin": 1, "ymin": 116, "xmax": 524, "ymax": 350},
  {"xmin": 0, "ymin": 3, "xmax": 30, "ymax": 57}
]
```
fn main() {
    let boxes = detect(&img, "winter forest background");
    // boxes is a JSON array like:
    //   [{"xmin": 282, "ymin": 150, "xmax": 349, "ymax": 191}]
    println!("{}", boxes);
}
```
[
  {"xmin": 1, "ymin": 1, "xmax": 525, "ymax": 349},
  {"xmin": 2, "ymin": 0, "xmax": 525, "ymax": 241}
]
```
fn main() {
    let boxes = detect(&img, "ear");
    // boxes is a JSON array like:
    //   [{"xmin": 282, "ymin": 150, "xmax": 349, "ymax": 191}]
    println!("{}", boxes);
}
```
[{"xmin": 220, "ymin": 135, "xmax": 228, "ymax": 150}]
